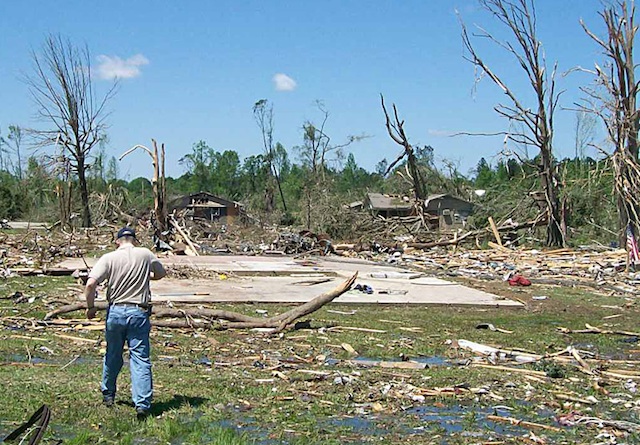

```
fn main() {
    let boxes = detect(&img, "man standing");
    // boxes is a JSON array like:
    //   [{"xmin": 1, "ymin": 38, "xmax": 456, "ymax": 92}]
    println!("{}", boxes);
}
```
[{"xmin": 84, "ymin": 227, "xmax": 166, "ymax": 420}]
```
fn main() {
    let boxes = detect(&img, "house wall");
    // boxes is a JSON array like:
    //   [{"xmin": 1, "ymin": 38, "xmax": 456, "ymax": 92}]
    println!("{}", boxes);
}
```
[
  {"xmin": 425, "ymin": 196, "xmax": 474, "ymax": 231},
  {"xmin": 426, "ymin": 196, "xmax": 473, "ymax": 217},
  {"xmin": 169, "ymin": 193, "xmax": 241, "ymax": 223}
]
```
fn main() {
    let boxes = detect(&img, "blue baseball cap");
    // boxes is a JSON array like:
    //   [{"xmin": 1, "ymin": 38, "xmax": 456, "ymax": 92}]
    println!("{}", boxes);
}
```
[{"xmin": 116, "ymin": 226, "xmax": 137, "ymax": 240}]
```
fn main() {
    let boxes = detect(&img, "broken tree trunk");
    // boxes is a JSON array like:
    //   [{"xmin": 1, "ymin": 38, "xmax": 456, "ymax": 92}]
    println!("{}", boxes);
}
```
[
  {"xmin": 119, "ymin": 140, "xmax": 167, "ymax": 238},
  {"xmin": 44, "ymin": 272, "xmax": 358, "ymax": 332},
  {"xmin": 170, "ymin": 216, "xmax": 199, "ymax": 256}
]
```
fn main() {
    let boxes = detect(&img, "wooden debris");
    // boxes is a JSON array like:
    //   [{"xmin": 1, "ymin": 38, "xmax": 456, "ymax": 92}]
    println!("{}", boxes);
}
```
[
  {"xmin": 341, "ymin": 343, "xmax": 357, "ymax": 355},
  {"xmin": 568, "ymin": 346, "xmax": 592, "ymax": 375},
  {"xmin": 488, "ymin": 217, "xmax": 503, "ymax": 247},
  {"xmin": 170, "ymin": 217, "xmax": 199, "ymax": 256},
  {"xmin": 486, "ymin": 415, "xmax": 561, "ymax": 432},
  {"xmin": 558, "ymin": 323, "xmax": 640, "ymax": 337},
  {"xmin": 53, "ymin": 333, "xmax": 99, "ymax": 344},
  {"xmin": 554, "ymin": 392, "xmax": 598, "ymax": 405},
  {"xmin": 345, "ymin": 359, "xmax": 426, "ymax": 370},
  {"xmin": 570, "ymin": 415, "xmax": 640, "ymax": 433},
  {"xmin": 327, "ymin": 326, "xmax": 387, "ymax": 334},
  {"xmin": 470, "ymin": 363, "xmax": 547, "ymax": 377},
  {"xmin": 475, "ymin": 323, "xmax": 513, "ymax": 334}
]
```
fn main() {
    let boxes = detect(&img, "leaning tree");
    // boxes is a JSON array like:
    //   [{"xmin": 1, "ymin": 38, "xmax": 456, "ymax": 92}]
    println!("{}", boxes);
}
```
[
  {"xmin": 580, "ymin": 1, "xmax": 640, "ymax": 248},
  {"xmin": 460, "ymin": 0, "xmax": 565, "ymax": 247},
  {"xmin": 25, "ymin": 34, "xmax": 117, "ymax": 227}
]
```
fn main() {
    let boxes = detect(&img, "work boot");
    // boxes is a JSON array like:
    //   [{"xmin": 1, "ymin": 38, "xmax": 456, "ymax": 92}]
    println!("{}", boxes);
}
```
[{"xmin": 136, "ymin": 408, "xmax": 150, "ymax": 421}]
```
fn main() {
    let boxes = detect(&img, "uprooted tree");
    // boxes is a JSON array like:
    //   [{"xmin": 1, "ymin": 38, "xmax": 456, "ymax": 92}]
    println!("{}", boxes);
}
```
[
  {"xmin": 459, "ymin": 0, "xmax": 566, "ymax": 247},
  {"xmin": 25, "ymin": 34, "xmax": 117, "ymax": 228},
  {"xmin": 580, "ymin": 0, "xmax": 640, "ymax": 249}
]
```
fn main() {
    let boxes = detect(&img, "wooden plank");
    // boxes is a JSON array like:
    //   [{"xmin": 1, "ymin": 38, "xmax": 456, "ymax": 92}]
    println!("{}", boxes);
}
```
[{"xmin": 488, "ymin": 217, "xmax": 503, "ymax": 247}]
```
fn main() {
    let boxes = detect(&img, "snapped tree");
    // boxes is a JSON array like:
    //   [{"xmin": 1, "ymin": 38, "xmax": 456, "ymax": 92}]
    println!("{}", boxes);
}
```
[
  {"xmin": 380, "ymin": 94, "xmax": 427, "ymax": 201},
  {"xmin": 459, "ymin": 0, "xmax": 566, "ymax": 247},
  {"xmin": 25, "ymin": 34, "xmax": 117, "ymax": 227}
]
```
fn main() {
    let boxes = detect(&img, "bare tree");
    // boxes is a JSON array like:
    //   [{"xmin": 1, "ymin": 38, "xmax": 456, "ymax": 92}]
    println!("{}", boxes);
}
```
[
  {"xmin": 380, "ymin": 94, "xmax": 427, "ymax": 201},
  {"xmin": 297, "ymin": 102, "xmax": 357, "ymax": 231},
  {"xmin": 25, "ymin": 34, "xmax": 117, "ymax": 227},
  {"xmin": 0, "ymin": 125, "xmax": 25, "ymax": 179},
  {"xmin": 580, "ymin": 1, "xmax": 640, "ymax": 247},
  {"xmin": 253, "ymin": 99, "xmax": 288, "ymax": 215},
  {"xmin": 459, "ymin": 0, "xmax": 565, "ymax": 246},
  {"xmin": 574, "ymin": 110, "xmax": 597, "ymax": 161}
]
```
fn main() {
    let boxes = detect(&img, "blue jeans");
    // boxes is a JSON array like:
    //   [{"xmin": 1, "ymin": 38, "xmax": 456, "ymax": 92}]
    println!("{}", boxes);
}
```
[{"xmin": 102, "ymin": 305, "xmax": 153, "ymax": 411}]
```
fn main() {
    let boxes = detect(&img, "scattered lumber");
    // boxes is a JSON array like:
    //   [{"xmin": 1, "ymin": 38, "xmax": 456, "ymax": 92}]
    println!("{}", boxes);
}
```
[
  {"xmin": 571, "ymin": 415, "xmax": 640, "ymax": 433},
  {"xmin": 170, "ymin": 217, "xmax": 199, "ymax": 256},
  {"xmin": 488, "ymin": 216, "xmax": 503, "ymax": 247},
  {"xmin": 345, "ymin": 359, "xmax": 426, "ymax": 369},
  {"xmin": 557, "ymin": 323, "xmax": 640, "ymax": 337},
  {"xmin": 486, "ymin": 415, "xmax": 561, "ymax": 432}
]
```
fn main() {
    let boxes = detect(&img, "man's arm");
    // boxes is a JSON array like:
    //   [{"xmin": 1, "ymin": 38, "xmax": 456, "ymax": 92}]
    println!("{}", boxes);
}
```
[
  {"xmin": 84, "ymin": 277, "xmax": 98, "ymax": 319},
  {"xmin": 150, "ymin": 258, "xmax": 166, "ymax": 280}
]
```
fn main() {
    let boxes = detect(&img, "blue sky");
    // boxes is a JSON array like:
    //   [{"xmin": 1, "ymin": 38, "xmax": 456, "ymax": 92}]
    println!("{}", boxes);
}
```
[{"xmin": 0, "ymin": 1, "xmax": 609, "ymax": 181}]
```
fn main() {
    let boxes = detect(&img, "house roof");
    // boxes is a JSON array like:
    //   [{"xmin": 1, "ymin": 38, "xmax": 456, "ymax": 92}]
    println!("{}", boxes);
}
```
[
  {"xmin": 169, "ymin": 192, "xmax": 243, "ymax": 209},
  {"xmin": 425, "ymin": 193, "xmax": 473, "ymax": 206},
  {"xmin": 366, "ymin": 193, "xmax": 413, "ymax": 211},
  {"xmin": 424, "ymin": 193, "xmax": 474, "ymax": 213}
]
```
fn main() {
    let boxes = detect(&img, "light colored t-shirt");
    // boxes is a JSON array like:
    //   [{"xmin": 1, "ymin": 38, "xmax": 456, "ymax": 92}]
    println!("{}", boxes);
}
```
[{"xmin": 89, "ymin": 244, "xmax": 166, "ymax": 305}]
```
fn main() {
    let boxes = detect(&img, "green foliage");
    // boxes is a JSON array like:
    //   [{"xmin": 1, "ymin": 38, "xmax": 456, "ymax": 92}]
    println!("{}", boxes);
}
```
[
  {"xmin": 475, "ymin": 157, "xmax": 493, "ymax": 189},
  {"xmin": 533, "ymin": 360, "xmax": 567, "ymax": 379},
  {"xmin": 0, "ymin": 171, "xmax": 22, "ymax": 219}
]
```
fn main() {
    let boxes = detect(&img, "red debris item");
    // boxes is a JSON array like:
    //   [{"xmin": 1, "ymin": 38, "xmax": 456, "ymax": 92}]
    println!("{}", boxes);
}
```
[{"xmin": 508, "ymin": 275, "xmax": 532, "ymax": 286}]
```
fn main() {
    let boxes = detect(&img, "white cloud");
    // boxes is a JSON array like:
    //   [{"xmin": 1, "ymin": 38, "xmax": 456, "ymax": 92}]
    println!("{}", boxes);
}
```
[
  {"xmin": 95, "ymin": 54, "xmax": 149, "ymax": 80},
  {"xmin": 273, "ymin": 73, "xmax": 297, "ymax": 91}
]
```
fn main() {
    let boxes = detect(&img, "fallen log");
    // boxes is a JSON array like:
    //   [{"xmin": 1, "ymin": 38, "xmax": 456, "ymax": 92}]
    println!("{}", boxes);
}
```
[
  {"xmin": 45, "ymin": 302, "xmax": 109, "ymax": 320},
  {"xmin": 43, "ymin": 272, "xmax": 358, "ymax": 332}
]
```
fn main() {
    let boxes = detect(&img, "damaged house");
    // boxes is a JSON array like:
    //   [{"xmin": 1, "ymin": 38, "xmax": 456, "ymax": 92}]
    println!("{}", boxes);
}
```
[
  {"xmin": 169, "ymin": 192, "xmax": 243, "ymax": 223},
  {"xmin": 365, "ymin": 193, "xmax": 415, "ymax": 218},
  {"xmin": 425, "ymin": 194, "xmax": 474, "ymax": 230},
  {"xmin": 362, "ymin": 192, "xmax": 474, "ymax": 231}
]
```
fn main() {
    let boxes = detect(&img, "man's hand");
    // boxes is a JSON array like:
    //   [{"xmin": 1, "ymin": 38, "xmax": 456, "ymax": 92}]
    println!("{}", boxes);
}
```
[{"xmin": 86, "ymin": 307, "xmax": 97, "ymax": 320}]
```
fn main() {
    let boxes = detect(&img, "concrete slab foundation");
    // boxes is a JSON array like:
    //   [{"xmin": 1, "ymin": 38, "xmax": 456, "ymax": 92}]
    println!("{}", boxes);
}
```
[{"xmin": 55, "ymin": 255, "xmax": 523, "ymax": 308}]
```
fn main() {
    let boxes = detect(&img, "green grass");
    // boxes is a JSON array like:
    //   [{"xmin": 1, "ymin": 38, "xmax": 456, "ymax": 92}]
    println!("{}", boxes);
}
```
[{"xmin": 1, "ymin": 274, "xmax": 640, "ymax": 443}]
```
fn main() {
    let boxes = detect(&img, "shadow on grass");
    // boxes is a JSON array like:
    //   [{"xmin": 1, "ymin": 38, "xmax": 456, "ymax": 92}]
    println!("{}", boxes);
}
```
[
  {"xmin": 114, "ymin": 394, "xmax": 207, "ymax": 417},
  {"xmin": 151, "ymin": 394, "xmax": 208, "ymax": 416}
]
